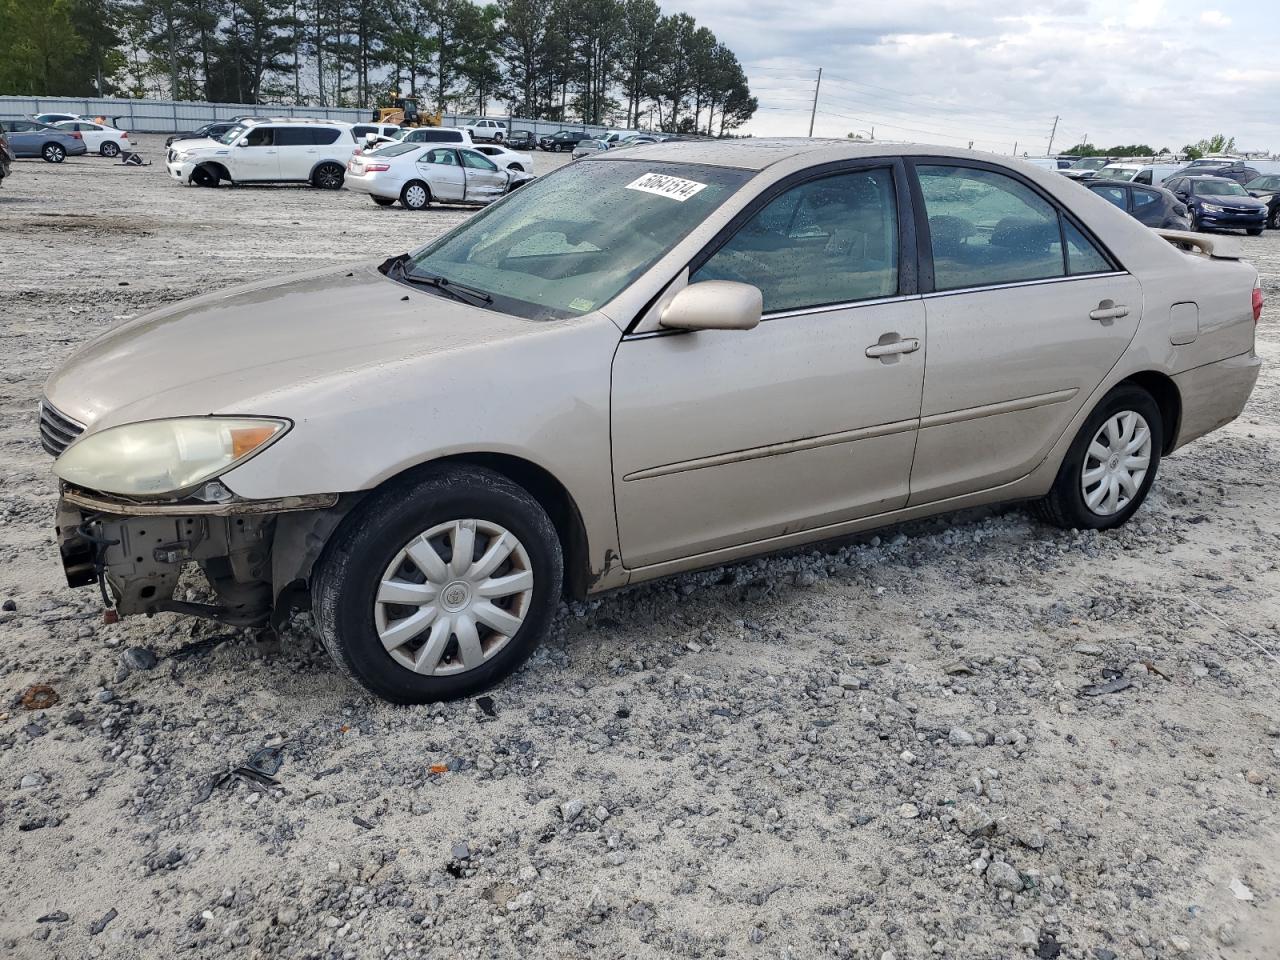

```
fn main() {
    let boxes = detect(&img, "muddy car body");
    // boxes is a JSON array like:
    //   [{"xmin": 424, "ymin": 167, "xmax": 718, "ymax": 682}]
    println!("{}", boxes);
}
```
[{"xmin": 44, "ymin": 139, "xmax": 1262, "ymax": 703}]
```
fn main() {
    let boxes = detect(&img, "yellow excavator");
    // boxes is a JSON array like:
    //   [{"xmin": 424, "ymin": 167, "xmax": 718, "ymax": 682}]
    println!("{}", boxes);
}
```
[{"xmin": 373, "ymin": 94, "xmax": 441, "ymax": 128}]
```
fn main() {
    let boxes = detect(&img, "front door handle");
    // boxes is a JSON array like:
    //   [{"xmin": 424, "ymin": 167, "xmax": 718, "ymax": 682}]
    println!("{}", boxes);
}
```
[
  {"xmin": 1089, "ymin": 302, "xmax": 1130, "ymax": 322},
  {"xmin": 865, "ymin": 336, "xmax": 920, "ymax": 359}
]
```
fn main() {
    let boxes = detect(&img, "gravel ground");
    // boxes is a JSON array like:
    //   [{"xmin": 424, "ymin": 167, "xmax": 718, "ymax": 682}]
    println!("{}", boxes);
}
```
[{"xmin": 0, "ymin": 136, "xmax": 1277, "ymax": 960}]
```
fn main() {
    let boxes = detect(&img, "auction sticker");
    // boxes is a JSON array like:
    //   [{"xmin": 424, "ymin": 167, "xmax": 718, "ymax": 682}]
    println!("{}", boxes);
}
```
[{"xmin": 626, "ymin": 172, "xmax": 708, "ymax": 202}]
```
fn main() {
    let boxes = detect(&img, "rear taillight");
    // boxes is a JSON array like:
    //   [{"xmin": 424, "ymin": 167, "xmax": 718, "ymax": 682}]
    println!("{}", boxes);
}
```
[
  {"xmin": 120, "ymin": 131, "xmax": 129, "ymax": 139},
  {"xmin": 1252, "ymin": 283, "xmax": 1264, "ymax": 324},
  {"xmin": 364, "ymin": 163, "xmax": 390, "ymax": 172},
  {"xmin": 70, "ymin": 132, "xmax": 82, "ymax": 140}
]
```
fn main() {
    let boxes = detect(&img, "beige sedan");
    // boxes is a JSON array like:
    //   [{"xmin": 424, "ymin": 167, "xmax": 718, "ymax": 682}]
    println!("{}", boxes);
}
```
[{"xmin": 43, "ymin": 140, "xmax": 1262, "ymax": 703}]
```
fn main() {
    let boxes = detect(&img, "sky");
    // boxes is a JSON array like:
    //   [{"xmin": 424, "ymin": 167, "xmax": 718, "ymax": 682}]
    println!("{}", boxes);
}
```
[{"xmin": 672, "ymin": 0, "xmax": 1277, "ymax": 155}]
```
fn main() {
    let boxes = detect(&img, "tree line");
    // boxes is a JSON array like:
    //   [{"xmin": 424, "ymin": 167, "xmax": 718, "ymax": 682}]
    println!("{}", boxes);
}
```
[
  {"xmin": 1061, "ymin": 134, "xmax": 1239, "ymax": 161},
  {"xmin": 0, "ymin": 0, "xmax": 758, "ymax": 134}
]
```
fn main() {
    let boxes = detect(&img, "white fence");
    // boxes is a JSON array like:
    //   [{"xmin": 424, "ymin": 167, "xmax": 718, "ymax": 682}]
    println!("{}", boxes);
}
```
[{"xmin": 0, "ymin": 96, "xmax": 624, "ymax": 138}]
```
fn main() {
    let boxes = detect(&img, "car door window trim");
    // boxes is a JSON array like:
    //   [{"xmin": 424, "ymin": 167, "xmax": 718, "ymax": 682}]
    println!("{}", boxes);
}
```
[
  {"xmin": 621, "ymin": 292, "xmax": 924, "ymax": 341},
  {"xmin": 905, "ymin": 156, "xmax": 1123, "ymax": 294},
  {"xmin": 921, "ymin": 271, "xmax": 1129, "ymax": 299}
]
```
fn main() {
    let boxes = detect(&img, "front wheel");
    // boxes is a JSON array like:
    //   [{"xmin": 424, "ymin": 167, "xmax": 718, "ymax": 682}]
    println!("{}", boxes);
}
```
[
  {"xmin": 101, "ymin": 141, "xmax": 121, "ymax": 158},
  {"xmin": 42, "ymin": 143, "xmax": 65, "ymax": 163},
  {"xmin": 1033, "ymin": 385, "xmax": 1162, "ymax": 530},
  {"xmin": 1269, "ymin": 208, "xmax": 1280, "ymax": 229},
  {"xmin": 312, "ymin": 162, "xmax": 345, "ymax": 190},
  {"xmin": 1247, "ymin": 228, "xmax": 1263, "ymax": 237},
  {"xmin": 313, "ymin": 465, "xmax": 563, "ymax": 703},
  {"xmin": 508, "ymin": 163, "xmax": 524, "ymax": 172}
]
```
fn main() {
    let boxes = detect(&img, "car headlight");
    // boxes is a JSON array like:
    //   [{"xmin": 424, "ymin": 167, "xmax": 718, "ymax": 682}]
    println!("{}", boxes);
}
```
[
  {"xmin": 54, "ymin": 417, "xmax": 289, "ymax": 496},
  {"xmin": 1201, "ymin": 203, "xmax": 1224, "ymax": 213}
]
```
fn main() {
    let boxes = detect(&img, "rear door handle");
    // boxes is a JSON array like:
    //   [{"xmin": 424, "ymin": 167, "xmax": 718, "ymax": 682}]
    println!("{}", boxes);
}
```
[
  {"xmin": 865, "ymin": 337, "xmax": 920, "ymax": 359},
  {"xmin": 1089, "ymin": 303, "xmax": 1130, "ymax": 322}
]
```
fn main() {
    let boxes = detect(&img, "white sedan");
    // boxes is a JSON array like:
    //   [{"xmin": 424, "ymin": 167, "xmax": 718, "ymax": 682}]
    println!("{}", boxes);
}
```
[
  {"xmin": 345, "ymin": 142, "xmax": 534, "ymax": 210},
  {"xmin": 54, "ymin": 120, "xmax": 133, "ymax": 157},
  {"xmin": 468, "ymin": 143, "xmax": 533, "ymax": 174}
]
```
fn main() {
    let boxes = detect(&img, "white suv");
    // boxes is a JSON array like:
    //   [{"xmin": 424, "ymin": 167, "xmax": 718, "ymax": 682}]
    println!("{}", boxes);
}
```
[
  {"xmin": 165, "ymin": 118, "xmax": 358, "ymax": 189},
  {"xmin": 463, "ymin": 118, "xmax": 507, "ymax": 142}
]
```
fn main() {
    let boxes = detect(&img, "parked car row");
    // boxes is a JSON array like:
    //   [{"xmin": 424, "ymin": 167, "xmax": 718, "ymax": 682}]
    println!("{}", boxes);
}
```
[{"xmin": 0, "ymin": 115, "xmax": 134, "ymax": 161}]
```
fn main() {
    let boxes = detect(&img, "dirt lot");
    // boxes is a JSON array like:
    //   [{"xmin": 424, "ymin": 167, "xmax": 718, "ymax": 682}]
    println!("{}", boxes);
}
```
[{"xmin": 0, "ymin": 135, "xmax": 1277, "ymax": 960}]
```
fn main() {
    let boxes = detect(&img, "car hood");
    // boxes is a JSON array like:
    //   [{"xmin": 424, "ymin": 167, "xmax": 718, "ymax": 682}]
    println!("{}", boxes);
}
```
[
  {"xmin": 1191, "ymin": 193, "xmax": 1265, "ymax": 208},
  {"xmin": 172, "ymin": 136, "xmax": 229, "ymax": 155},
  {"xmin": 44, "ymin": 263, "xmax": 585, "ymax": 432}
]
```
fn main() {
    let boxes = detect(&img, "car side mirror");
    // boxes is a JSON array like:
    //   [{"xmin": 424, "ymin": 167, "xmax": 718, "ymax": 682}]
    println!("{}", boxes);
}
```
[
  {"xmin": 659, "ymin": 281, "xmax": 762, "ymax": 332},
  {"xmin": 237, "ymin": 137, "xmax": 249, "ymax": 147}
]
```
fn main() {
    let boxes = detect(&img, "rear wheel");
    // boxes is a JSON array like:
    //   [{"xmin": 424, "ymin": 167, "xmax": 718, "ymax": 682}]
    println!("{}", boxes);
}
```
[
  {"xmin": 312, "ymin": 162, "xmax": 345, "ymax": 190},
  {"xmin": 1034, "ymin": 385, "xmax": 1162, "ymax": 530},
  {"xmin": 313, "ymin": 464, "xmax": 563, "ymax": 703},
  {"xmin": 1247, "ymin": 228, "xmax": 1263, "ymax": 237},
  {"xmin": 1270, "ymin": 207, "xmax": 1280, "ymax": 229},
  {"xmin": 508, "ymin": 163, "xmax": 524, "ymax": 172},
  {"xmin": 372, "ymin": 195, "xmax": 395, "ymax": 207},
  {"xmin": 42, "ymin": 143, "xmax": 65, "ymax": 163},
  {"xmin": 401, "ymin": 180, "xmax": 430, "ymax": 210},
  {"xmin": 101, "ymin": 141, "xmax": 121, "ymax": 158}
]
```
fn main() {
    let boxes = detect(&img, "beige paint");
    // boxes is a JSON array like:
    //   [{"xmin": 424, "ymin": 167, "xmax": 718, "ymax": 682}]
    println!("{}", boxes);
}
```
[{"xmin": 43, "ymin": 139, "xmax": 1262, "ymax": 597}]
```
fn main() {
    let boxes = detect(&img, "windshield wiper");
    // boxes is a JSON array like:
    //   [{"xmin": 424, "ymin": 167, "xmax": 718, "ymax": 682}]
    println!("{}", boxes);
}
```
[{"xmin": 380, "ymin": 253, "xmax": 493, "ymax": 307}]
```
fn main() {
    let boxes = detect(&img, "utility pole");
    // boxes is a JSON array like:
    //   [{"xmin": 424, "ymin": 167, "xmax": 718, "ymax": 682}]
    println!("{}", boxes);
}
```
[
  {"xmin": 1046, "ymin": 115, "xmax": 1059, "ymax": 154},
  {"xmin": 808, "ymin": 67, "xmax": 822, "ymax": 138}
]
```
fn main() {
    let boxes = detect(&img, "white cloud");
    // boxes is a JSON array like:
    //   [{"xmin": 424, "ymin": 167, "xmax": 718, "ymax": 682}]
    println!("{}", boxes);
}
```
[{"xmin": 1199, "ymin": 10, "xmax": 1232, "ymax": 28}]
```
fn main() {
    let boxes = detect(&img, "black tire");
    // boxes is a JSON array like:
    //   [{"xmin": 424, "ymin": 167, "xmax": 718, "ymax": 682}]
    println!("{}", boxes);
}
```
[
  {"xmin": 191, "ymin": 164, "xmax": 219, "ymax": 187},
  {"xmin": 400, "ymin": 180, "xmax": 430, "ymax": 210},
  {"xmin": 313, "ymin": 464, "xmax": 563, "ymax": 703},
  {"xmin": 508, "ymin": 163, "xmax": 524, "ymax": 173},
  {"xmin": 42, "ymin": 143, "xmax": 65, "ymax": 163},
  {"xmin": 1033, "ymin": 384, "xmax": 1163, "ymax": 531},
  {"xmin": 1247, "ymin": 228, "xmax": 1263, "ymax": 237},
  {"xmin": 1269, "ymin": 207, "xmax": 1280, "ymax": 230},
  {"xmin": 372, "ymin": 196, "xmax": 396, "ymax": 207},
  {"xmin": 1189, "ymin": 212, "xmax": 1201, "ymax": 232},
  {"xmin": 312, "ymin": 162, "xmax": 345, "ymax": 190},
  {"xmin": 554, "ymin": 143, "xmax": 563, "ymax": 153},
  {"xmin": 101, "ymin": 140, "xmax": 120, "ymax": 158}
]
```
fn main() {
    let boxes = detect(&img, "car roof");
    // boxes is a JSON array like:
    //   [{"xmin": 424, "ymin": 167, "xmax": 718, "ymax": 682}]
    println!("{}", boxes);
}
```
[
  {"xmin": 243, "ymin": 117, "xmax": 351, "ymax": 127},
  {"xmin": 597, "ymin": 137, "xmax": 1032, "ymax": 172},
  {"xmin": 1183, "ymin": 175, "xmax": 1234, "ymax": 182}
]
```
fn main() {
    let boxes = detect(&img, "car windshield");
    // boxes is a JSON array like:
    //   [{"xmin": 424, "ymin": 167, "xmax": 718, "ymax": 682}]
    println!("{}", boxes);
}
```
[
  {"xmin": 1192, "ymin": 180, "xmax": 1248, "ymax": 197},
  {"xmin": 1245, "ymin": 175, "xmax": 1280, "ymax": 191},
  {"xmin": 405, "ymin": 160, "xmax": 753, "ymax": 320},
  {"xmin": 1070, "ymin": 158, "xmax": 1108, "ymax": 170},
  {"xmin": 1093, "ymin": 167, "xmax": 1136, "ymax": 181},
  {"xmin": 368, "ymin": 142, "xmax": 421, "ymax": 158},
  {"xmin": 216, "ymin": 124, "xmax": 247, "ymax": 144}
]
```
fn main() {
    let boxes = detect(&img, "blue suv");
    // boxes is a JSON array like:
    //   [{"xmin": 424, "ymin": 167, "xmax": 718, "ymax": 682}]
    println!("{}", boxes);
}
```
[{"xmin": 1163, "ymin": 175, "xmax": 1267, "ymax": 235}]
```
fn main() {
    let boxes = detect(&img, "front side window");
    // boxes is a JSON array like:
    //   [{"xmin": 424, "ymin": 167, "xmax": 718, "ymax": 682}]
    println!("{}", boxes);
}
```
[
  {"xmin": 918, "ymin": 164, "xmax": 1065, "ymax": 290},
  {"xmin": 245, "ymin": 127, "xmax": 274, "ymax": 147},
  {"xmin": 693, "ymin": 168, "xmax": 899, "ymax": 313},
  {"xmin": 460, "ymin": 150, "xmax": 497, "ymax": 171},
  {"xmin": 406, "ymin": 159, "xmax": 751, "ymax": 320}
]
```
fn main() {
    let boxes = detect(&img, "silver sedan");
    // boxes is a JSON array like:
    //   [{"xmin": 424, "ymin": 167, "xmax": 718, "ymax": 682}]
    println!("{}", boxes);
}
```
[{"xmin": 345, "ymin": 142, "xmax": 532, "ymax": 209}]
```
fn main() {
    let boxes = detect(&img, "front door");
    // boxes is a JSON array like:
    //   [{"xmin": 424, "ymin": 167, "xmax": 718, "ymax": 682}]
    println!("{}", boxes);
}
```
[
  {"xmin": 611, "ymin": 164, "xmax": 926, "ymax": 568},
  {"xmin": 906, "ymin": 161, "xmax": 1142, "ymax": 505},
  {"xmin": 233, "ymin": 126, "xmax": 279, "ymax": 181},
  {"xmin": 418, "ymin": 148, "xmax": 465, "ymax": 201},
  {"xmin": 460, "ymin": 150, "xmax": 507, "ymax": 202}
]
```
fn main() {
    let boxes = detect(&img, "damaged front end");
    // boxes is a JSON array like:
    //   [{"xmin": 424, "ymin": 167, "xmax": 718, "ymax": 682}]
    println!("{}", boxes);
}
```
[{"xmin": 56, "ymin": 485, "xmax": 342, "ymax": 627}]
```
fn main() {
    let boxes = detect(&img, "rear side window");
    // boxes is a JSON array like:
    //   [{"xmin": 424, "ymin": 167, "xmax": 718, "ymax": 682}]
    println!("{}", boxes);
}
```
[
  {"xmin": 918, "ymin": 165, "xmax": 1064, "ymax": 290},
  {"xmin": 1091, "ymin": 185, "xmax": 1128, "ymax": 209},
  {"xmin": 694, "ymin": 168, "xmax": 899, "ymax": 313},
  {"xmin": 1131, "ymin": 188, "xmax": 1161, "ymax": 210},
  {"xmin": 415, "ymin": 130, "xmax": 463, "ymax": 142},
  {"xmin": 274, "ymin": 128, "xmax": 310, "ymax": 146},
  {"xmin": 352, "ymin": 125, "xmax": 375, "ymax": 138},
  {"xmin": 312, "ymin": 127, "xmax": 342, "ymax": 145},
  {"xmin": 1063, "ymin": 222, "xmax": 1110, "ymax": 275}
]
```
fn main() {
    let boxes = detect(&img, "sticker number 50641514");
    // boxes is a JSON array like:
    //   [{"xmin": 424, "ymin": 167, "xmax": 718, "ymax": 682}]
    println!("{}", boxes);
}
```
[{"xmin": 625, "ymin": 172, "xmax": 708, "ymax": 202}]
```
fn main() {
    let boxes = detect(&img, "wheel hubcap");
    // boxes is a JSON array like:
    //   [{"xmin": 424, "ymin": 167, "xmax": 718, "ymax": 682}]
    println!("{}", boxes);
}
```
[
  {"xmin": 1081, "ymin": 410, "xmax": 1152, "ymax": 516},
  {"xmin": 373, "ymin": 519, "xmax": 534, "ymax": 676},
  {"xmin": 407, "ymin": 186, "xmax": 426, "ymax": 206}
]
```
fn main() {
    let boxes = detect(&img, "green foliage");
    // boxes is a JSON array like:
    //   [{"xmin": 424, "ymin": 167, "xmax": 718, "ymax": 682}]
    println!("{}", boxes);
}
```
[
  {"xmin": 1063, "ymin": 142, "xmax": 1157, "ymax": 158},
  {"xmin": 1180, "ymin": 134, "xmax": 1236, "ymax": 160},
  {"xmin": 0, "ymin": 0, "xmax": 755, "ymax": 134}
]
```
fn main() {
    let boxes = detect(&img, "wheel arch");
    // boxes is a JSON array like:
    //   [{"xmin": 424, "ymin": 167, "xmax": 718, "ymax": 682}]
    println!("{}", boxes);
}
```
[
  {"xmin": 274, "ymin": 451, "xmax": 594, "ymax": 609},
  {"xmin": 195, "ymin": 161, "xmax": 231, "ymax": 182},
  {"xmin": 310, "ymin": 158, "xmax": 346, "ymax": 184},
  {"xmin": 1117, "ymin": 370, "xmax": 1181, "ymax": 454}
]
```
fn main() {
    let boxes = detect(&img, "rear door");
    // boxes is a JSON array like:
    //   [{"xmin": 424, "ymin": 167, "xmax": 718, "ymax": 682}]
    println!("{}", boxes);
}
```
[
  {"xmin": 1129, "ymin": 186, "xmax": 1166, "ymax": 226},
  {"xmin": 907, "ymin": 160, "xmax": 1141, "ymax": 504},
  {"xmin": 417, "ymin": 147, "xmax": 465, "ymax": 200},
  {"xmin": 273, "ymin": 127, "xmax": 314, "ymax": 179}
]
